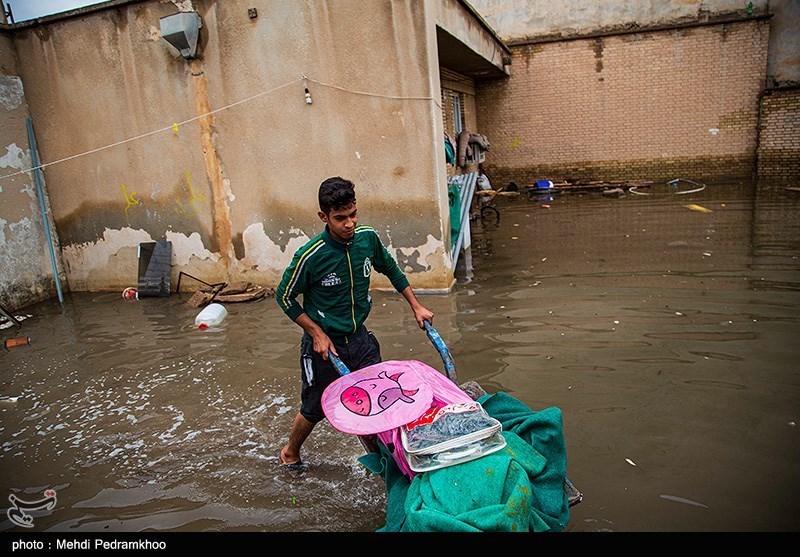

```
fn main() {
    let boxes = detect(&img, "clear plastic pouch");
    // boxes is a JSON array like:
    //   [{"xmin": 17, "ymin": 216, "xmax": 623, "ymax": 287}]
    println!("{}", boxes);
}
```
[
  {"xmin": 403, "ymin": 430, "xmax": 507, "ymax": 473},
  {"xmin": 401, "ymin": 401, "xmax": 501, "ymax": 454}
]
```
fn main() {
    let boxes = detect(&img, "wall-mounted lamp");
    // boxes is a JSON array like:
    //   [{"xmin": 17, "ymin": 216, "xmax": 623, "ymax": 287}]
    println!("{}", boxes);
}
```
[
  {"xmin": 303, "ymin": 76, "xmax": 313, "ymax": 105},
  {"xmin": 159, "ymin": 11, "xmax": 203, "ymax": 60}
]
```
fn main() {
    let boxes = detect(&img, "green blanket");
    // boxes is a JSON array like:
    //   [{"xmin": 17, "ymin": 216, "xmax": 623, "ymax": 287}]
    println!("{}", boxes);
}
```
[{"xmin": 358, "ymin": 391, "xmax": 570, "ymax": 532}]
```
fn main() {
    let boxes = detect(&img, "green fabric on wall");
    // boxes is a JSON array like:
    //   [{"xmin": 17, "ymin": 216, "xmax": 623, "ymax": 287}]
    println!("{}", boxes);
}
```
[{"xmin": 448, "ymin": 183, "xmax": 461, "ymax": 249}]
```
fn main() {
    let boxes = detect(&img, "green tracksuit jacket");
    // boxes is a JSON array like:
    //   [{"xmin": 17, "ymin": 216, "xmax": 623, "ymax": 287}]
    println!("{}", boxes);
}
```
[{"xmin": 276, "ymin": 225, "xmax": 410, "ymax": 337}]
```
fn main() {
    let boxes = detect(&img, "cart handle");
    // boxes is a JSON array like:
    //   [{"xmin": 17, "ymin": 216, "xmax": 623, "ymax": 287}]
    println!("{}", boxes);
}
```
[
  {"xmin": 328, "ymin": 351, "xmax": 350, "ymax": 375},
  {"xmin": 424, "ymin": 320, "xmax": 457, "ymax": 383},
  {"xmin": 328, "ymin": 321, "xmax": 457, "ymax": 383}
]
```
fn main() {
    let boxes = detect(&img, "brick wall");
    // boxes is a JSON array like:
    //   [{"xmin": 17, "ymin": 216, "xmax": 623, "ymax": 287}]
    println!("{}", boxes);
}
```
[
  {"xmin": 476, "ymin": 19, "xmax": 770, "ymax": 186},
  {"xmin": 757, "ymin": 87, "xmax": 800, "ymax": 181}
]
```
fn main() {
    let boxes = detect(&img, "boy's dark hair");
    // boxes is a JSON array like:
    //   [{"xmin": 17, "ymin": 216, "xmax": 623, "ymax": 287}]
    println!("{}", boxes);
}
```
[{"xmin": 318, "ymin": 176, "xmax": 356, "ymax": 214}]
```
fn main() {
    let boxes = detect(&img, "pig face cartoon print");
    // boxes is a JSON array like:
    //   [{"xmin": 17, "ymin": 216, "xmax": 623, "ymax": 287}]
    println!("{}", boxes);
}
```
[{"xmin": 340, "ymin": 371, "xmax": 420, "ymax": 416}]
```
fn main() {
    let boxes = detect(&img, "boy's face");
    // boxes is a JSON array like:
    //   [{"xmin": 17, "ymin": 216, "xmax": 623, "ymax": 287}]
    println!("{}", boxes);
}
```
[{"xmin": 319, "ymin": 202, "xmax": 358, "ymax": 243}]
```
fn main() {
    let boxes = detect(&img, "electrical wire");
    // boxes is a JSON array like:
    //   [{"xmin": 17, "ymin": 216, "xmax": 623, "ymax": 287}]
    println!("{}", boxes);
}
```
[
  {"xmin": 307, "ymin": 77, "xmax": 435, "ymax": 102},
  {"xmin": 0, "ymin": 78, "xmax": 302, "ymax": 182},
  {"xmin": 0, "ymin": 74, "xmax": 443, "ymax": 182}
]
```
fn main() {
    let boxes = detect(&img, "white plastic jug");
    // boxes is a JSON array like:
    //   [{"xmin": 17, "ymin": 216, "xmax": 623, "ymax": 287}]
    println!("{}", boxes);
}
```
[{"xmin": 195, "ymin": 303, "xmax": 227, "ymax": 328}]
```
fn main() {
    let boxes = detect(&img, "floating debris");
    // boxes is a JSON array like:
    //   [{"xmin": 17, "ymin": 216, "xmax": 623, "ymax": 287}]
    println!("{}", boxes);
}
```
[
  {"xmin": 4, "ymin": 337, "xmax": 30, "ymax": 349},
  {"xmin": 122, "ymin": 287, "xmax": 138, "ymax": 301},
  {"xmin": 660, "ymin": 494, "xmax": 708, "ymax": 508},
  {"xmin": 602, "ymin": 187, "xmax": 626, "ymax": 198},
  {"xmin": 685, "ymin": 204, "xmax": 712, "ymax": 213},
  {"xmin": 630, "ymin": 178, "xmax": 706, "ymax": 196},
  {"xmin": 625, "ymin": 458, "xmax": 637, "ymax": 466}
]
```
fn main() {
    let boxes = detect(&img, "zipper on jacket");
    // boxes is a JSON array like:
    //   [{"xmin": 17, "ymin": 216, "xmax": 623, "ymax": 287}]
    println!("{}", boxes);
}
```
[{"xmin": 345, "ymin": 245, "xmax": 356, "ymax": 333}]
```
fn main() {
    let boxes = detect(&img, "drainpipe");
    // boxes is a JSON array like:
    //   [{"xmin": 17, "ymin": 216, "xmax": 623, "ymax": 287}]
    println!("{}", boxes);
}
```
[
  {"xmin": 189, "ymin": 59, "xmax": 234, "ymax": 278},
  {"xmin": 26, "ymin": 117, "xmax": 64, "ymax": 305}
]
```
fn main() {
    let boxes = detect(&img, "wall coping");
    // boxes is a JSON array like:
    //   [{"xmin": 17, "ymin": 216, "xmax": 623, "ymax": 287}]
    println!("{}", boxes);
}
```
[
  {"xmin": 1, "ymin": 0, "xmax": 150, "ymax": 29},
  {"xmin": 505, "ymin": 13, "xmax": 772, "ymax": 47}
]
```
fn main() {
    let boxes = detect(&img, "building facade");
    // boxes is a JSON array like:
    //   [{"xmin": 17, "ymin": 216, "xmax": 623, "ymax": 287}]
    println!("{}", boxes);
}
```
[{"xmin": 0, "ymin": 0, "xmax": 508, "ymax": 310}]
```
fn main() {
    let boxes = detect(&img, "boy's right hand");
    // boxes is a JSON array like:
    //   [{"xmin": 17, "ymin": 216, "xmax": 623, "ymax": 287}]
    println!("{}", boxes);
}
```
[
  {"xmin": 311, "ymin": 331, "xmax": 337, "ymax": 360},
  {"xmin": 295, "ymin": 313, "xmax": 337, "ymax": 359}
]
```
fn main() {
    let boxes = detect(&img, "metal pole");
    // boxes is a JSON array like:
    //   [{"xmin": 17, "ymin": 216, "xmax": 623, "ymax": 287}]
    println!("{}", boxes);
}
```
[
  {"xmin": 0, "ymin": 302, "xmax": 21, "ymax": 327},
  {"xmin": 25, "ymin": 117, "xmax": 64, "ymax": 305}
]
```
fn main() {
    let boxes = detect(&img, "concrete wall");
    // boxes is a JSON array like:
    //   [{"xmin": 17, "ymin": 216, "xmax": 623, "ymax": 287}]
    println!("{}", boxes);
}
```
[
  {"xmin": 476, "ymin": 19, "xmax": 771, "ymax": 184},
  {"xmin": 468, "ymin": 0, "xmax": 763, "ymax": 39},
  {"xmin": 2, "ymin": 0, "xmax": 481, "ymax": 302},
  {"xmin": 436, "ymin": 0, "xmax": 508, "ymax": 77},
  {"xmin": 0, "ymin": 27, "xmax": 66, "ymax": 310},
  {"xmin": 765, "ymin": 0, "xmax": 800, "ymax": 87}
]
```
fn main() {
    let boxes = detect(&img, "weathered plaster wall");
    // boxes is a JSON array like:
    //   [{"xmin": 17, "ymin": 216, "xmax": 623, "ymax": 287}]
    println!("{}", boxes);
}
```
[
  {"xmin": 766, "ymin": 0, "xmax": 800, "ymax": 86},
  {"xmin": 0, "ymin": 28, "xmax": 66, "ymax": 311},
  {"xmin": 9, "ymin": 0, "xmax": 483, "ymax": 296},
  {"xmin": 468, "ymin": 0, "xmax": 761, "ymax": 38}
]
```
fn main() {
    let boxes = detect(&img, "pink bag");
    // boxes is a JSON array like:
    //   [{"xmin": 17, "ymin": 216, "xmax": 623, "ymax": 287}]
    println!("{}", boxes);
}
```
[
  {"xmin": 322, "ymin": 359, "xmax": 474, "ymax": 479},
  {"xmin": 321, "ymin": 360, "xmax": 435, "ymax": 435}
]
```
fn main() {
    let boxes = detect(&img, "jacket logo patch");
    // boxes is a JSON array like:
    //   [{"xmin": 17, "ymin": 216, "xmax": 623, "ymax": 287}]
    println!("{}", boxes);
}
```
[
  {"xmin": 363, "ymin": 257, "xmax": 372, "ymax": 278},
  {"xmin": 321, "ymin": 273, "xmax": 342, "ymax": 287}
]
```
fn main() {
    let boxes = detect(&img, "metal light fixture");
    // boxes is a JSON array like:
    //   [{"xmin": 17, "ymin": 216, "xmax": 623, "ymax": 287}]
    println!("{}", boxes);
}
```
[{"xmin": 159, "ymin": 11, "xmax": 203, "ymax": 60}]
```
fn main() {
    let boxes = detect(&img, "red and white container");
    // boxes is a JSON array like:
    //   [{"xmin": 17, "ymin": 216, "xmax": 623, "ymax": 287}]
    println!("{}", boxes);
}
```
[{"xmin": 195, "ymin": 303, "xmax": 227, "ymax": 328}]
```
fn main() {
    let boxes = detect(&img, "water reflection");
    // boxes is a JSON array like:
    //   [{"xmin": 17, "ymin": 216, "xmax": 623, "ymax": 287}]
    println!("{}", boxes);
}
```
[{"xmin": 1, "ymin": 178, "xmax": 798, "ymax": 532}]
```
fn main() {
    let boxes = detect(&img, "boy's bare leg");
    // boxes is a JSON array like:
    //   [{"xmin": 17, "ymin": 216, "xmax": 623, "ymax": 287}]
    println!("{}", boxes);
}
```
[{"xmin": 280, "ymin": 413, "xmax": 315, "ymax": 465}]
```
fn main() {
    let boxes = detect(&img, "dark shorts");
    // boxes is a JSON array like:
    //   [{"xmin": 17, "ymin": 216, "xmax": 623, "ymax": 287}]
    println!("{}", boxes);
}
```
[{"xmin": 299, "ymin": 326, "xmax": 382, "ymax": 424}]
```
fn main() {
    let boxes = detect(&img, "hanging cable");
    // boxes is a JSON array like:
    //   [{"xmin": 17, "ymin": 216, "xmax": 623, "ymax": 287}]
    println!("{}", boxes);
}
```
[
  {"xmin": 306, "ymin": 76, "xmax": 436, "ymax": 103},
  {"xmin": 0, "ymin": 74, "xmax": 444, "ymax": 182},
  {"xmin": 0, "ymin": 78, "xmax": 303, "ymax": 182}
]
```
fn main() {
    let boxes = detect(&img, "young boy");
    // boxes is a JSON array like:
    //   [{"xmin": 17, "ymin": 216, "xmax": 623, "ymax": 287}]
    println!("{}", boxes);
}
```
[{"xmin": 275, "ymin": 176, "xmax": 434, "ymax": 474}]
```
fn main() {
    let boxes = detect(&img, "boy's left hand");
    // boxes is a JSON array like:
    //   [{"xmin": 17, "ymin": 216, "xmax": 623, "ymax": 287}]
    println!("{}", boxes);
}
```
[{"xmin": 413, "ymin": 306, "xmax": 434, "ymax": 329}]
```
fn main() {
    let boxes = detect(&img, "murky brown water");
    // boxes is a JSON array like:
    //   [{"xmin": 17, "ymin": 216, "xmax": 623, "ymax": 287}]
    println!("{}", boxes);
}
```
[{"xmin": 2, "ymin": 178, "xmax": 799, "ymax": 532}]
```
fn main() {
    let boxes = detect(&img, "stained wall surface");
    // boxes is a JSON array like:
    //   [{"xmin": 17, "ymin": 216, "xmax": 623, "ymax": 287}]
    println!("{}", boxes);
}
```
[
  {"xmin": 0, "ymin": 28, "xmax": 66, "ymax": 310},
  {"xmin": 468, "ymin": 0, "xmax": 798, "ymax": 183},
  {"xmin": 470, "ymin": 0, "xmax": 797, "ymax": 86},
  {"xmin": 476, "ymin": 19, "xmax": 770, "ymax": 184},
  {"xmin": 0, "ymin": 0, "xmax": 510, "ymax": 304}
]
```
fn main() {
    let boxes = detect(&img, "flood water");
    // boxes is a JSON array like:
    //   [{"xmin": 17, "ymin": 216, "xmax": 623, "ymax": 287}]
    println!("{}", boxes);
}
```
[{"xmin": 2, "ymin": 178, "xmax": 799, "ymax": 533}]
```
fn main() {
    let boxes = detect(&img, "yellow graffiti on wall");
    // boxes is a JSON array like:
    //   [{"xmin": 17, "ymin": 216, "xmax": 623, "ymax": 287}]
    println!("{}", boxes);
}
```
[
  {"xmin": 121, "ymin": 183, "xmax": 141, "ymax": 217},
  {"xmin": 176, "ymin": 170, "xmax": 207, "ymax": 216}
]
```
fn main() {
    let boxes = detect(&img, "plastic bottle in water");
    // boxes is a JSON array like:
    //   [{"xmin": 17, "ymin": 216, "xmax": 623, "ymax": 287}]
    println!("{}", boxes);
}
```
[{"xmin": 195, "ymin": 303, "xmax": 227, "ymax": 329}]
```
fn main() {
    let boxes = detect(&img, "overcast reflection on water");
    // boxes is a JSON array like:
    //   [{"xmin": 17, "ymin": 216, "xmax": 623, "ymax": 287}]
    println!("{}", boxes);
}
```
[{"xmin": 1, "ymin": 178, "xmax": 798, "ymax": 532}]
